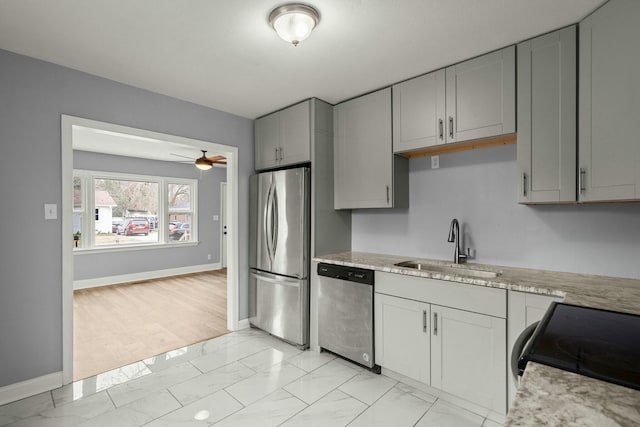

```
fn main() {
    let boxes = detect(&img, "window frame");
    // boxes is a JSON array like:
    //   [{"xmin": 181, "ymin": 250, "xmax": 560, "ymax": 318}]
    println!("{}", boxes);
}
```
[{"xmin": 72, "ymin": 169, "xmax": 198, "ymax": 253}]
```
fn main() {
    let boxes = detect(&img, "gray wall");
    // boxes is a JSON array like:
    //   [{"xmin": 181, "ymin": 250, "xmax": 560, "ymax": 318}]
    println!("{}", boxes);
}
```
[
  {"xmin": 73, "ymin": 151, "xmax": 226, "ymax": 281},
  {"xmin": 0, "ymin": 48, "xmax": 253, "ymax": 387},
  {"xmin": 352, "ymin": 144, "xmax": 640, "ymax": 279}
]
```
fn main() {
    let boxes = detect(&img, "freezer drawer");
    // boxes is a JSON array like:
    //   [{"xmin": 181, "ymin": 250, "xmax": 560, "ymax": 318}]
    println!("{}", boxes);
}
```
[{"xmin": 249, "ymin": 269, "xmax": 309, "ymax": 348}]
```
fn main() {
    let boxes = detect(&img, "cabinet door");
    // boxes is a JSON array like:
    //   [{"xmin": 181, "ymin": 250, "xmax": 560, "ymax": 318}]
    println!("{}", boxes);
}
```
[
  {"xmin": 334, "ymin": 88, "xmax": 393, "ymax": 209},
  {"xmin": 446, "ymin": 46, "xmax": 515, "ymax": 144},
  {"xmin": 431, "ymin": 305, "xmax": 506, "ymax": 414},
  {"xmin": 579, "ymin": 0, "xmax": 640, "ymax": 201},
  {"xmin": 280, "ymin": 101, "xmax": 311, "ymax": 166},
  {"xmin": 375, "ymin": 293, "xmax": 430, "ymax": 384},
  {"xmin": 392, "ymin": 69, "xmax": 446, "ymax": 153},
  {"xmin": 517, "ymin": 27, "xmax": 576, "ymax": 204},
  {"xmin": 255, "ymin": 112, "xmax": 280, "ymax": 170}
]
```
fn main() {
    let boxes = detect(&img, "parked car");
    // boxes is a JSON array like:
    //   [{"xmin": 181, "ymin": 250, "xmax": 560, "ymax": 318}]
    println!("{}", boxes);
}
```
[
  {"xmin": 118, "ymin": 218, "xmax": 150, "ymax": 236},
  {"xmin": 111, "ymin": 218, "xmax": 123, "ymax": 233},
  {"xmin": 170, "ymin": 222, "xmax": 190, "ymax": 240},
  {"xmin": 168, "ymin": 222, "xmax": 182, "ymax": 235}
]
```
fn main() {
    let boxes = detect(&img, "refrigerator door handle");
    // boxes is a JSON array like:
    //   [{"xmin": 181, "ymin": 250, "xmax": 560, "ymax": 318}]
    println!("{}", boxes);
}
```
[
  {"xmin": 264, "ymin": 181, "xmax": 275, "ymax": 263},
  {"xmin": 272, "ymin": 185, "xmax": 279, "ymax": 256},
  {"xmin": 250, "ymin": 270, "xmax": 301, "ymax": 287}
]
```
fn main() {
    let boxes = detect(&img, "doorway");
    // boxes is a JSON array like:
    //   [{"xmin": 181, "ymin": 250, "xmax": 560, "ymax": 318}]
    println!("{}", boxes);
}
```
[
  {"xmin": 61, "ymin": 115, "xmax": 240, "ymax": 385},
  {"xmin": 221, "ymin": 182, "xmax": 227, "ymax": 269}
]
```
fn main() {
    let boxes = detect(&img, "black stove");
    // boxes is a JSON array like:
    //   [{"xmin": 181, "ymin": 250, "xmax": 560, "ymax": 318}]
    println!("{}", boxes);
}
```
[{"xmin": 518, "ymin": 302, "xmax": 640, "ymax": 391}]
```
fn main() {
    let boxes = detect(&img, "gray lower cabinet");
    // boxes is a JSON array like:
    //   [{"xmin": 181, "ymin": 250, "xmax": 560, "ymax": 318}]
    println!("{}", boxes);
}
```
[
  {"xmin": 334, "ymin": 88, "xmax": 408, "ymax": 209},
  {"xmin": 374, "ymin": 272, "xmax": 507, "ymax": 415},
  {"xmin": 375, "ymin": 293, "xmax": 430, "ymax": 384},
  {"xmin": 517, "ymin": 26, "xmax": 577, "ymax": 204},
  {"xmin": 579, "ymin": 0, "xmax": 640, "ymax": 202},
  {"xmin": 393, "ymin": 46, "xmax": 515, "ymax": 154},
  {"xmin": 255, "ymin": 100, "xmax": 310, "ymax": 170}
]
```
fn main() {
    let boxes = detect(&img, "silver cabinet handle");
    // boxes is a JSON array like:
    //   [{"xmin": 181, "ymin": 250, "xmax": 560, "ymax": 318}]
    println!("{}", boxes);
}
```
[
  {"xmin": 579, "ymin": 168, "xmax": 586, "ymax": 194},
  {"xmin": 279, "ymin": 147, "xmax": 283, "ymax": 161},
  {"xmin": 386, "ymin": 185, "xmax": 390, "ymax": 204},
  {"xmin": 434, "ymin": 312, "xmax": 438, "ymax": 336},
  {"xmin": 448, "ymin": 116, "xmax": 454, "ymax": 139},
  {"xmin": 422, "ymin": 310, "xmax": 427, "ymax": 333},
  {"xmin": 523, "ymin": 173, "xmax": 528, "ymax": 197},
  {"xmin": 438, "ymin": 119, "xmax": 444, "ymax": 140}
]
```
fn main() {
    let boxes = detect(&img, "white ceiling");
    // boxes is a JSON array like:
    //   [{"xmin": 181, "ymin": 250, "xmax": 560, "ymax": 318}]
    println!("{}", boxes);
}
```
[
  {"xmin": 72, "ymin": 126, "xmax": 215, "ymax": 163},
  {"xmin": 0, "ymin": 0, "xmax": 606, "ymax": 119}
]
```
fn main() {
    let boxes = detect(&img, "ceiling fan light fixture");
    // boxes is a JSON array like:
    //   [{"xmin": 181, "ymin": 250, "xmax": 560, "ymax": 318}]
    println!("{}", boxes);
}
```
[
  {"xmin": 269, "ymin": 3, "xmax": 320, "ymax": 46},
  {"xmin": 195, "ymin": 151, "xmax": 213, "ymax": 170}
]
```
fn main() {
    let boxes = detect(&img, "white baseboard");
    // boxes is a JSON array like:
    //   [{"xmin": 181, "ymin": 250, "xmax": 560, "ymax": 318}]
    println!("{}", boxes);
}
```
[
  {"xmin": 74, "ymin": 262, "xmax": 222, "ymax": 290},
  {"xmin": 236, "ymin": 318, "xmax": 250, "ymax": 330},
  {"xmin": 0, "ymin": 372, "xmax": 62, "ymax": 406}
]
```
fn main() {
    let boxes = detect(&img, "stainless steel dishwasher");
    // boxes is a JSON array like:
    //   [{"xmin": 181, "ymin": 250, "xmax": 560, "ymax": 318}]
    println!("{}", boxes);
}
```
[{"xmin": 317, "ymin": 263, "xmax": 379, "ymax": 372}]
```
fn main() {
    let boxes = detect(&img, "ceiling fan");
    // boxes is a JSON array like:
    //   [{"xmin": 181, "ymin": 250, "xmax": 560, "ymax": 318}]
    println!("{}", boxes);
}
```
[{"xmin": 171, "ymin": 150, "xmax": 226, "ymax": 170}]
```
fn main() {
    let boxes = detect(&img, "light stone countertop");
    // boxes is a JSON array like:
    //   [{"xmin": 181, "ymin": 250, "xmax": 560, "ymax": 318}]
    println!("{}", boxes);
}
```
[
  {"xmin": 505, "ymin": 363, "xmax": 640, "ymax": 427},
  {"xmin": 313, "ymin": 251, "xmax": 640, "ymax": 426}
]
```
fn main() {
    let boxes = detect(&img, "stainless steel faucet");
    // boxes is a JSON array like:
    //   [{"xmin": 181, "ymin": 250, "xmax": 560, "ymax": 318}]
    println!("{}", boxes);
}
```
[{"xmin": 447, "ymin": 218, "xmax": 467, "ymax": 264}]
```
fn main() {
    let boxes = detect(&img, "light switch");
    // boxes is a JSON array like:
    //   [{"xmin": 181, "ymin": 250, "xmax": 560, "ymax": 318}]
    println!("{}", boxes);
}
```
[{"xmin": 44, "ymin": 203, "xmax": 57, "ymax": 220}]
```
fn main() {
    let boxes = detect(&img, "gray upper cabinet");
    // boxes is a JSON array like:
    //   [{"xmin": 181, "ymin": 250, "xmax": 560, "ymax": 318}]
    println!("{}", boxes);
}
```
[
  {"xmin": 255, "ymin": 112, "xmax": 280, "ymax": 170},
  {"xmin": 334, "ymin": 88, "xmax": 408, "ymax": 209},
  {"xmin": 579, "ymin": 0, "xmax": 640, "ymax": 202},
  {"xmin": 255, "ymin": 100, "xmax": 311, "ymax": 170},
  {"xmin": 517, "ymin": 26, "xmax": 577, "ymax": 204},
  {"xmin": 393, "ymin": 46, "xmax": 515, "ymax": 154},
  {"xmin": 392, "ymin": 69, "xmax": 446, "ymax": 152},
  {"xmin": 446, "ymin": 46, "xmax": 515, "ymax": 144}
]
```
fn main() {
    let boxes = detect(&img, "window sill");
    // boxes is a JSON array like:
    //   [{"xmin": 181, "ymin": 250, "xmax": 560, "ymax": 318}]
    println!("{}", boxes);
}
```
[{"xmin": 73, "ymin": 241, "xmax": 199, "ymax": 255}]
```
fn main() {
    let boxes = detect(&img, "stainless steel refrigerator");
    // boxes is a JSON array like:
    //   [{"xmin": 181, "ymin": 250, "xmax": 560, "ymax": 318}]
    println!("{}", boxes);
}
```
[{"xmin": 249, "ymin": 167, "xmax": 310, "ymax": 348}]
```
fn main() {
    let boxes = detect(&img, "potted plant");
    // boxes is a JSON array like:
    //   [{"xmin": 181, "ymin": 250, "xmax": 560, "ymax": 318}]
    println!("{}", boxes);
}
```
[{"xmin": 73, "ymin": 231, "xmax": 81, "ymax": 248}]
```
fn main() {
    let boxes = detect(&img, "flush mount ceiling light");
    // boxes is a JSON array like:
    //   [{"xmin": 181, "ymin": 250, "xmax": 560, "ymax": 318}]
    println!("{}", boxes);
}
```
[{"xmin": 269, "ymin": 3, "xmax": 320, "ymax": 47}]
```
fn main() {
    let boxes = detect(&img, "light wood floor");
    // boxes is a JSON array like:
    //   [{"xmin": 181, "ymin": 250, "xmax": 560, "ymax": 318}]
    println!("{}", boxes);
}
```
[{"xmin": 73, "ymin": 270, "xmax": 228, "ymax": 381}]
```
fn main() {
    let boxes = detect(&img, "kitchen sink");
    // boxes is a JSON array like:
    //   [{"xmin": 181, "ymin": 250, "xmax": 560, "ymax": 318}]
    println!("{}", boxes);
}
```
[{"xmin": 394, "ymin": 261, "xmax": 502, "ymax": 279}]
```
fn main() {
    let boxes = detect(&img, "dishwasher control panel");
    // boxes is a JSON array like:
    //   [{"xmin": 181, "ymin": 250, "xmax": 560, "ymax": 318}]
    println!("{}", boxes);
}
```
[{"xmin": 317, "ymin": 263, "xmax": 374, "ymax": 285}]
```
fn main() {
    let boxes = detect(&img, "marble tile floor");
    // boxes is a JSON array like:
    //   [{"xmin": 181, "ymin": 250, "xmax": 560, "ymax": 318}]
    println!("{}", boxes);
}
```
[{"xmin": 0, "ymin": 329, "xmax": 502, "ymax": 426}]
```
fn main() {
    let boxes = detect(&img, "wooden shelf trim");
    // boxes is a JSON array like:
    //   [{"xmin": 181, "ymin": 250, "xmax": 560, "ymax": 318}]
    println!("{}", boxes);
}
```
[{"xmin": 398, "ymin": 134, "xmax": 517, "ymax": 158}]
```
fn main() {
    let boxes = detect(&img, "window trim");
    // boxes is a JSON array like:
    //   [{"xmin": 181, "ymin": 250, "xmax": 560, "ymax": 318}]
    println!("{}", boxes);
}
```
[{"xmin": 73, "ymin": 169, "xmax": 198, "ymax": 252}]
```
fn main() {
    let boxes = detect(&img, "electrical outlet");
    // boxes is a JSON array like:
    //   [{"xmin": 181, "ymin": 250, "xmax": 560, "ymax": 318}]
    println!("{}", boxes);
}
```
[
  {"xmin": 431, "ymin": 155, "xmax": 440, "ymax": 169},
  {"xmin": 207, "ymin": 254, "xmax": 212, "ymax": 261},
  {"xmin": 213, "ymin": 215, "xmax": 219, "ymax": 221}
]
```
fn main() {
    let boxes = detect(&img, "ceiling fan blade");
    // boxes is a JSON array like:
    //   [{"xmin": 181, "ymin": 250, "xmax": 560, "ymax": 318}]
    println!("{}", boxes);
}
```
[
  {"xmin": 170, "ymin": 152, "xmax": 194, "ymax": 160},
  {"xmin": 206, "ymin": 155, "xmax": 226, "ymax": 162}
]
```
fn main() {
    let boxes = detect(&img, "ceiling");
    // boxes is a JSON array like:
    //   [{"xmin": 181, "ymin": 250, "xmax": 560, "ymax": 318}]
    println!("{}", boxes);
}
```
[
  {"xmin": 72, "ymin": 126, "xmax": 219, "ymax": 164},
  {"xmin": 0, "ymin": 0, "xmax": 606, "ymax": 119}
]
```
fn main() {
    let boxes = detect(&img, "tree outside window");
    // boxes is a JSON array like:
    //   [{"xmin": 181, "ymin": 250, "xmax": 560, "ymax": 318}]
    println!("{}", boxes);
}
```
[{"xmin": 73, "ymin": 171, "xmax": 197, "ymax": 250}]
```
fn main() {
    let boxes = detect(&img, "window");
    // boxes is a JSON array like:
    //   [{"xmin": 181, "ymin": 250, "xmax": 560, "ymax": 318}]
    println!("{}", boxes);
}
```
[
  {"xmin": 73, "ymin": 176, "xmax": 83, "ymax": 248},
  {"xmin": 73, "ymin": 170, "xmax": 197, "ymax": 251},
  {"xmin": 168, "ymin": 183, "xmax": 193, "ymax": 243}
]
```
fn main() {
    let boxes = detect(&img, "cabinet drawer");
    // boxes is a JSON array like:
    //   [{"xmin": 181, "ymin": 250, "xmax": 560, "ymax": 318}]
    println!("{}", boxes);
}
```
[{"xmin": 375, "ymin": 271, "xmax": 506, "ymax": 318}]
